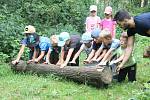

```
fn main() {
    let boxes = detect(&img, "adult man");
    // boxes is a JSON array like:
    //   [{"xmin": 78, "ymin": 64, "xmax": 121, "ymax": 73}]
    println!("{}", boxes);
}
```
[{"xmin": 113, "ymin": 10, "xmax": 150, "ymax": 72}]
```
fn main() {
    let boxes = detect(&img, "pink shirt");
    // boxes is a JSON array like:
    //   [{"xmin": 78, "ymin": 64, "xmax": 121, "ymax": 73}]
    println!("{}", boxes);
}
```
[
  {"xmin": 85, "ymin": 16, "xmax": 101, "ymax": 33},
  {"xmin": 100, "ymin": 18, "xmax": 116, "ymax": 38}
]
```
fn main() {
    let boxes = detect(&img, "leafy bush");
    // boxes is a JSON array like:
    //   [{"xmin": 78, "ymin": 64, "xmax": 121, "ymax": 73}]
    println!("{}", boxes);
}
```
[{"xmin": 0, "ymin": 0, "xmax": 149, "ymax": 62}]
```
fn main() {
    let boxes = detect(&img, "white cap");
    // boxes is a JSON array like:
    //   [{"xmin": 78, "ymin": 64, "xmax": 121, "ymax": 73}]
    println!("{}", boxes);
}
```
[{"xmin": 90, "ymin": 5, "xmax": 97, "ymax": 11}]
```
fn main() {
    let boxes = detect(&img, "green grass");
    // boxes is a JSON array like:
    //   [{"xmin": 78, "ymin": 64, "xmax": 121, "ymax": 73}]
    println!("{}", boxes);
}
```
[{"xmin": 0, "ymin": 36, "xmax": 150, "ymax": 100}]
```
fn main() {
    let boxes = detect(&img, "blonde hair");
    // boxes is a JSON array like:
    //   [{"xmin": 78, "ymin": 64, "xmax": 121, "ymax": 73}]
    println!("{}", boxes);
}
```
[
  {"xmin": 100, "ymin": 28, "xmax": 112, "ymax": 39},
  {"xmin": 50, "ymin": 35, "xmax": 58, "ymax": 44},
  {"xmin": 121, "ymin": 32, "xmax": 128, "ymax": 40}
]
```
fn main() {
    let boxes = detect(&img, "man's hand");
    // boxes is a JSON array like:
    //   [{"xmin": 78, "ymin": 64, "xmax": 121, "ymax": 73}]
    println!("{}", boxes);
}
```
[{"xmin": 12, "ymin": 60, "xmax": 19, "ymax": 65}]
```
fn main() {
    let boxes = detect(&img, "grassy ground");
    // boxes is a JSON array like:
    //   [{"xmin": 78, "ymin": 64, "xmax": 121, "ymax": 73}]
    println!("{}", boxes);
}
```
[{"xmin": 0, "ymin": 36, "xmax": 150, "ymax": 100}]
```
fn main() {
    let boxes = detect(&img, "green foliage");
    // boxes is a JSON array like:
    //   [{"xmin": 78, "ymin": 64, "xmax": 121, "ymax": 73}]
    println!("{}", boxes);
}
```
[{"xmin": 0, "ymin": 0, "xmax": 150, "ymax": 62}]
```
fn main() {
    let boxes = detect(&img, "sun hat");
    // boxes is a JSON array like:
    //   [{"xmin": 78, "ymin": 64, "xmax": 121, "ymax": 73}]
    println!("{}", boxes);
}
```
[
  {"xmin": 90, "ymin": 5, "xmax": 97, "ymax": 12},
  {"xmin": 24, "ymin": 25, "xmax": 36, "ymax": 34},
  {"xmin": 104, "ymin": 6, "xmax": 112, "ymax": 14},
  {"xmin": 58, "ymin": 32, "xmax": 70, "ymax": 47},
  {"xmin": 81, "ymin": 32, "xmax": 93, "ymax": 43},
  {"xmin": 91, "ymin": 28, "xmax": 101, "ymax": 39}
]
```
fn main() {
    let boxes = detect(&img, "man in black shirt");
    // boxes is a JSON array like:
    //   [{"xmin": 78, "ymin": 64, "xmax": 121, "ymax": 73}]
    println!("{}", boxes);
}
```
[{"xmin": 113, "ymin": 10, "xmax": 150, "ymax": 73}]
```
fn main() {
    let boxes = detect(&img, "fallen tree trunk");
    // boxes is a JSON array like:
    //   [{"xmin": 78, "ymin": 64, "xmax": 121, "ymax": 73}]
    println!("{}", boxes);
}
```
[{"xmin": 11, "ymin": 60, "xmax": 112, "ymax": 88}]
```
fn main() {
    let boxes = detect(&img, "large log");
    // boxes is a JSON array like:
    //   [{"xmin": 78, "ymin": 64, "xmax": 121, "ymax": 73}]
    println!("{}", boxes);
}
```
[{"xmin": 11, "ymin": 60, "xmax": 112, "ymax": 87}]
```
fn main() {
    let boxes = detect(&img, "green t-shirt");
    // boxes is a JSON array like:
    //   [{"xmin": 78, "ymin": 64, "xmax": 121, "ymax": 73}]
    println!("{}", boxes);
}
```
[{"xmin": 116, "ymin": 47, "xmax": 136, "ymax": 68}]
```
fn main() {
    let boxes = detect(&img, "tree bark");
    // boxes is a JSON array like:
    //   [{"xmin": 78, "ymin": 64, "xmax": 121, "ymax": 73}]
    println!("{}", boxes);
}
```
[{"xmin": 11, "ymin": 60, "xmax": 113, "ymax": 88}]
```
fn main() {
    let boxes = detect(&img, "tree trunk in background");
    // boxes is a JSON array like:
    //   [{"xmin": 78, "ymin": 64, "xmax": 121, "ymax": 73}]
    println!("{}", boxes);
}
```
[
  {"xmin": 141, "ymin": 0, "xmax": 145, "ymax": 7},
  {"xmin": 11, "ymin": 60, "xmax": 113, "ymax": 88},
  {"xmin": 141, "ymin": 0, "xmax": 148, "ymax": 7}
]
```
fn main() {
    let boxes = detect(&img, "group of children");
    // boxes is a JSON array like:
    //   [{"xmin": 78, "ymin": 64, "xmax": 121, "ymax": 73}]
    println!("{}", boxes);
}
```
[{"xmin": 12, "ymin": 5, "xmax": 136, "ymax": 83}]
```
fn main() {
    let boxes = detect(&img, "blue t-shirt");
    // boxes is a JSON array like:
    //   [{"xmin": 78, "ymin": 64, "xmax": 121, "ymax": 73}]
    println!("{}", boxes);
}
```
[
  {"xmin": 100, "ymin": 39, "xmax": 120, "ymax": 50},
  {"xmin": 38, "ymin": 37, "xmax": 52, "ymax": 52},
  {"xmin": 21, "ymin": 38, "xmax": 35, "ymax": 51},
  {"xmin": 127, "ymin": 12, "xmax": 150, "ymax": 37},
  {"xmin": 21, "ymin": 38, "xmax": 28, "ymax": 46}
]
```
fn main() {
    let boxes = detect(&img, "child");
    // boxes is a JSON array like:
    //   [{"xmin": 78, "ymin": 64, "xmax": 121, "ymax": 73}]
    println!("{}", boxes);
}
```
[
  {"xmin": 12, "ymin": 25, "xmax": 38, "ymax": 65},
  {"xmin": 44, "ymin": 35, "xmax": 61, "ymax": 64},
  {"xmin": 110, "ymin": 33, "xmax": 136, "ymax": 82},
  {"xmin": 69, "ymin": 32, "xmax": 93, "ymax": 64},
  {"xmin": 98, "ymin": 29, "xmax": 120, "ymax": 66},
  {"xmin": 100, "ymin": 6, "xmax": 116, "ymax": 38},
  {"xmin": 57, "ymin": 32, "xmax": 82, "ymax": 68},
  {"xmin": 27, "ymin": 34, "xmax": 52, "ymax": 63},
  {"xmin": 84, "ymin": 28, "xmax": 103, "ymax": 64},
  {"xmin": 85, "ymin": 5, "xmax": 101, "ymax": 33}
]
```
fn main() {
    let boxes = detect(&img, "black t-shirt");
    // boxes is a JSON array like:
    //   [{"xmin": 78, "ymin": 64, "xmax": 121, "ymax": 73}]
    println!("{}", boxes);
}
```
[
  {"xmin": 127, "ymin": 12, "xmax": 150, "ymax": 37},
  {"xmin": 64, "ymin": 35, "xmax": 82, "ymax": 60},
  {"xmin": 92, "ymin": 41, "xmax": 102, "ymax": 51}
]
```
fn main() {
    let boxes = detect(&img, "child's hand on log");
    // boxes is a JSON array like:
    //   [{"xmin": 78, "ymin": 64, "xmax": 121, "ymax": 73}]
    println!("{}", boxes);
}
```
[
  {"xmin": 98, "ymin": 62, "xmax": 106, "ymax": 66},
  {"xmin": 56, "ymin": 62, "xmax": 61, "ymax": 66},
  {"xmin": 83, "ymin": 60, "xmax": 90, "ymax": 64},
  {"xmin": 91, "ymin": 58, "xmax": 97, "ymax": 62},
  {"xmin": 43, "ymin": 61, "xmax": 50, "ymax": 64},
  {"xmin": 27, "ymin": 59, "xmax": 34, "ymax": 64},
  {"xmin": 69, "ymin": 60, "xmax": 76, "ymax": 64},
  {"xmin": 60, "ymin": 64, "xmax": 66, "ymax": 68},
  {"xmin": 12, "ymin": 60, "xmax": 19, "ymax": 65}
]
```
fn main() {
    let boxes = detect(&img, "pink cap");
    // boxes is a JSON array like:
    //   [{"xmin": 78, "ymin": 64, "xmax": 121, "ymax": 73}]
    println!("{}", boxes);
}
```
[{"xmin": 104, "ymin": 6, "xmax": 112, "ymax": 14}]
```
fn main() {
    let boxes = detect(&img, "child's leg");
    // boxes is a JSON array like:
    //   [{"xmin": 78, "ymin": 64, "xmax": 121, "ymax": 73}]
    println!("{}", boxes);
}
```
[
  {"xmin": 118, "ymin": 67, "xmax": 128, "ymax": 82},
  {"xmin": 127, "ymin": 63, "xmax": 137, "ymax": 82}
]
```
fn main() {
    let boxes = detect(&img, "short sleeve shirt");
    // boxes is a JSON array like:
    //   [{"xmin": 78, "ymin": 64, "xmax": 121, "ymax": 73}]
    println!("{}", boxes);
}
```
[
  {"xmin": 64, "ymin": 35, "xmax": 82, "ymax": 52},
  {"xmin": 85, "ymin": 16, "xmax": 101, "ymax": 32},
  {"xmin": 64, "ymin": 35, "xmax": 82, "ymax": 60},
  {"xmin": 116, "ymin": 47, "xmax": 136, "ymax": 68},
  {"xmin": 100, "ymin": 19, "xmax": 116, "ymax": 38},
  {"xmin": 38, "ymin": 37, "xmax": 52, "ymax": 52},
  {"xmin": 127, "ymin": 12, "xmax": 150, "ymax": 37},
  {"xmin": 100, "ymin": 39, "xmax": 120, "ymax": 50},
  {"xmin": 80, "ymin": 43, "xmax": 93, "ymax": 55},
  {"xmin": 20, "ymin": 38, "xmax": 34, "ymax": 51}
]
